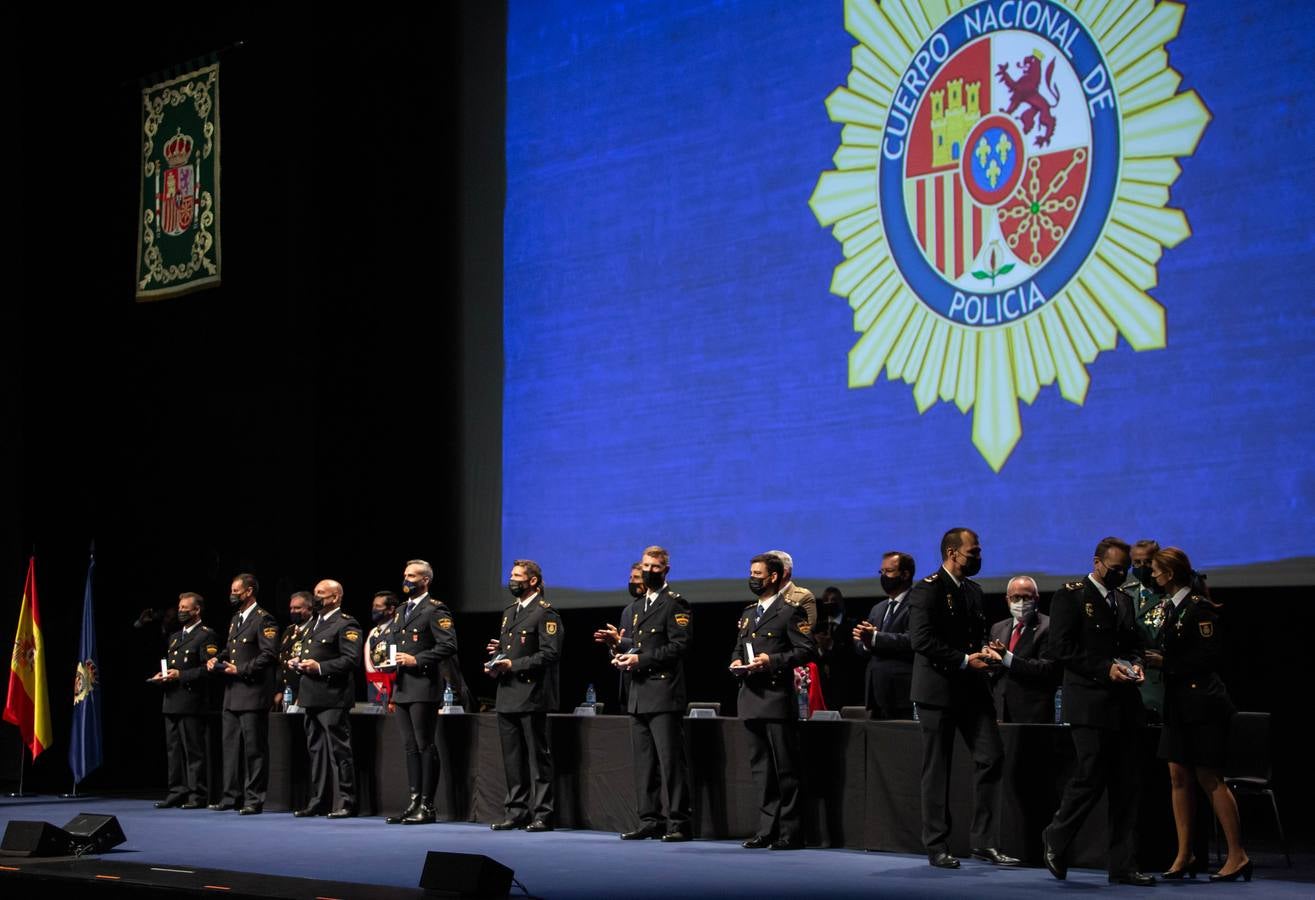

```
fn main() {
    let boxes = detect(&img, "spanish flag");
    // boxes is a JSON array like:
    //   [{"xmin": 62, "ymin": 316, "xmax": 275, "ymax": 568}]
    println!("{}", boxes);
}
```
[{"xmin": 3, "ymin": 557, "xmax": 52, "ymax": 758}]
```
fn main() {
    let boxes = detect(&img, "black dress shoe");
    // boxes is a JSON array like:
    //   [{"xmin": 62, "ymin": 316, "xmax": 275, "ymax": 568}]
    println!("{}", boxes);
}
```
[
  {"xmin": 971, "ymin": 847, "xmax": 1020, "ymax": 866},
  {"xmin": 386, "ymin": 795, "xmax": 422, "ymax": 824},
  {"xmin": 402, "ymin": 803, "xmax": 436, "ymax": 825},
  {"xmin": 326, "ymin": 807, "xmax": 355, "ymax": 819},
  {"xmin": 620, "ymin": 826, "xmax": 664, "ymax": 840},
  {"xmin": 293, "ymin": 806, "xmax": 324, "ymax": 817},
  {"xmin": 1108, "ymin": 871, "xmax": 1156, "ymax": 886},
  {"xmin": 741, "ymin": 835, "xmax": 772, "ymax": 849},
  {"xmin": 180, "ymin": 799, "xmax": 206, "ymax": 809},
  {"xmin": 238, "ymin": 805, "xmax": 263, "ymax": 816},
  {"xmin": 207, "ymin": 802, "xmax": 236, "ymax": 811},
  {"xmin": 155, "ymin": 797, "xmax": 185, "ymax": 809},
  {"xmin": 661, "ymin": 831, "xmax": 692, "ymax": 843},
  {"xmin": 769, "ymin": 838, "xmax": 804, "ymax": 851},
  {"xmin": 1160, "ymin": 856, "xmax": 1198, "ymax": 879},
  {"xmin": 928, "ymin": 851, "xmax": 961, "ymax": 869},
  {"xmin": 525, "ymin": 819, "xmax": 553, "ymax": 832},
  {"xmin": 490, "ymin": 818, "xmax": 528, "ymax": 831},
  {"xmin": 1208, "ymin": 860, "xmax": 1252, "ymax": 883},
  {"xmin": 1042, "ymin": 835, "xmax": 1067, "ymax": 880}
]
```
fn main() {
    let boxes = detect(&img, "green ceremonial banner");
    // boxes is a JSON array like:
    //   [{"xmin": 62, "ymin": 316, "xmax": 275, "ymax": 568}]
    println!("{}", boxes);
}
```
[{"xmin": 135, "ymin": 64, "xmax": 221, "ymax": 301}]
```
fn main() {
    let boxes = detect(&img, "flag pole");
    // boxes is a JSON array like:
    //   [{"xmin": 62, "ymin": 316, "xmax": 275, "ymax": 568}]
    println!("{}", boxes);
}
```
[{"xmin": 8, "ymin": 745, "xmax": 29, "ymax": 798}]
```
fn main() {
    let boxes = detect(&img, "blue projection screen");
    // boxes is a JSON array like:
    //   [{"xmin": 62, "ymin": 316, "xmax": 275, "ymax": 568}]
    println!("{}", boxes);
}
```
[{"xmin": 502, "ymin": 0, "xmax": 1315, "ymax": 606}]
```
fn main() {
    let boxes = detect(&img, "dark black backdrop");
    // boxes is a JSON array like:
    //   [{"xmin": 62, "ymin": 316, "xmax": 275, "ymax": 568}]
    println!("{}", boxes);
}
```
[{"xmin": 1, "ymin": 3, "xmax": 1308, "ymax": 845}]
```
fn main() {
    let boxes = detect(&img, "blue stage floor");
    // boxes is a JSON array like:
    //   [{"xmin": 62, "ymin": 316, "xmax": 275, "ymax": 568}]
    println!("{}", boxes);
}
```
[{"xmin": 1, "ymin": 796, "xmax": 1306, "ymax": 898}]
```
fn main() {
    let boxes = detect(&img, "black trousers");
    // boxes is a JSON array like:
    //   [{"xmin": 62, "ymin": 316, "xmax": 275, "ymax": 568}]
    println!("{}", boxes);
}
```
[
  {"xmin": 1045, "ymin": 725, "xmax": 1142, "ymax": 874},
  {"xmin": 220, "ymin": 708, "xmax": 268, "ymax": 807},
  {"xmin": 744, "ymin": 718, "xmax": 802, "ymax": 842},
  {"xmin": 631, "ymin": 711, "xmax": 690, "ymax": 831},
  {"xmin": 304, "ymin": 706, "xmax": 355, "ymax": 811},
  {"xmin": 395, "ymin": 701, "xmax": 439, "ymax": 802},
  {"xmin": 497, "ymin": 711, "xmax": 553, "ymax": 822},
  {"xmin": 163, "ymin": 713, "xmax": 207, "ymax": 802},
  {"xmin": 916, "ymin": 700, "xmax": 1004, "ymax": 853}
]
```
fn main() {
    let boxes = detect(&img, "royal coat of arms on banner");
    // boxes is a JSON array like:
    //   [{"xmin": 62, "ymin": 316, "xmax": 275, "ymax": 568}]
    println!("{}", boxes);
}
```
[
  {"xmin": 810, "ymin": 1, "xmax": 1209, "ymax": 470},
  {"xmin": 136, "ymin": 64, "xmax": 221, "ymax": 300}
]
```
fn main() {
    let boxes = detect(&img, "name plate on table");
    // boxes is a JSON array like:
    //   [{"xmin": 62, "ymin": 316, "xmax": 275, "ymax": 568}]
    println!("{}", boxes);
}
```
[
  {"xmin": 352, "ymin": 702, "xmax": 387, "ymax": 715},
  {"xmin": 572, "ymin": 704, "xmax": 601, "ymax": 717},
  {"xmin": 688, "ymin": 708, "xmax": 718, "ymax": 719},
  {"xmin": 440, "ymin": 705, "xmax": 465, "ymax": 716},
  {"xmin": 284, "ymin": 705, "xmax": 303, "ymax": 715},
  {"xmin": 810, "ymin": 710, "xmax": 842, "ymax": 721}
]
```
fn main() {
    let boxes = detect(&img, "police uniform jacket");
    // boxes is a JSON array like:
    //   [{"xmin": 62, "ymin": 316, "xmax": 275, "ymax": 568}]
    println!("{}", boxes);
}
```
[
  {"xmin": 217, "ymin": 605, "xmax": 279, "ymax": 712},
  {"xmin": 1047, "ymin": 577, "xmax": 1145, "ymax": 729},
  {"xmin": 730, "ymin": 597, "xmax": 816, "ymax": 720},
  {"xmin": 908, "ymin": 568, "xmax": 992, "ymax": 708},
  {"xmin": 988, "ymin": 612, "xmax": 1058, "ymax": 723},
  {"xmin": 389, "ymin": 594, "xmax": 459, "ymax": 703},
  {"xmin": 1159, "ymin": 594, "xmax": 1234, "ymax": 726},
  {"xmin": 618, "ymin": 587, "xmax": 691, "ymax": 715},
  {"xmin": 296, "ymin": 609, "xmax": 364, "ymax": 710},
  {"xmin": 494, "ymin": 596, "xmax": 563, "ymax": 714},
  {"xmin": 163, "ymin": 624, "xmax": 219, "ymax": 715},
  {"xmin": 278, "ymin": 621, "xmax": 308, "ymax": 697}
]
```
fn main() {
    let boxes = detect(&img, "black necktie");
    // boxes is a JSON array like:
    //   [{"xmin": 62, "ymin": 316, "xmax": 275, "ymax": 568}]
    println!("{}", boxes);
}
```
[
  {"xmin": 882, "ymin": 601, "xmax": 897, "ymax": 630},
  {"xmin": 754, "ymin": 604, "xmax": 765, "ymax": 628}
]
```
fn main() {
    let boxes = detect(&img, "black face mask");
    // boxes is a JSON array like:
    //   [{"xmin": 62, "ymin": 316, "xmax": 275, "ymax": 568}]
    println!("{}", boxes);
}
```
[
  {"xmin": 879, "ymin": 575, "xmax": 905, "ymax": 597},
  {"xmin": 1131, "ymin": 565, "xmax": 1154, "ymax": 587},
  {"xmin": 641, "ymin": 569, "xmax": 665, "ymax": 591},
  {"xmin": 371, "ymin": 609, "xmax": 392, "ymax": 625},
  {"xmin": 310, "ymin": 595, "xmax": 325, "ymax": 612},
  {"xmin": 627, "ymin": 582, "xmax": 645, "ymax": 598},
  {"xmin": 748, "ymin": 577, "xmax": 770, "ymax": 596},
  {"xmin": 960, "ymin": 555, "xmax": 982, "ymax": 578},
  {"xmin": 229, "ymin": 593, "xmax": 244, "ymax": 608},
  {"xmin": 508, "ymin": 580, "xmax": 528, "ymax": 598},
  {"xmin": 176, "ymin": 609, "xmax": 195, "ymax": 626},
  {"xmin": 289, "ymin": 610, "xmax": 309, "ymax": 625},
  {"xmin": 1100, "ymin": 566, "xmax": 1126, "ymax": 590}
]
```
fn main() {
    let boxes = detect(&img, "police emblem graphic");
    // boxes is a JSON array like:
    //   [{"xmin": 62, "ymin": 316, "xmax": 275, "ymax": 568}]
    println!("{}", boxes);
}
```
[{"xmin": 810, "ymin": 0, "xmax": 1209, "ymax": 470}]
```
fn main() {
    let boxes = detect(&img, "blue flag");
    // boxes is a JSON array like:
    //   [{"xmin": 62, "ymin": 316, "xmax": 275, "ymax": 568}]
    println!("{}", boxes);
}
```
[{"xmin": 69, "ymin": 548, "xmax": 103, "ymax": 784}]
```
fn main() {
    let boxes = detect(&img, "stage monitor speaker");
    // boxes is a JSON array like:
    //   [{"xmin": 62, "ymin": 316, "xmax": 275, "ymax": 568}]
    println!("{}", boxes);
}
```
[
  {"xmin": 0, "ymin": 820, "xmax": 75, "ymax": 857},
  {"xmin": 62, "ymin": 813, "xmax": 126, "ymax": 854},
  {"xmin": 418, "ymin": 851, "xmax": 513, "ymax": 897}
]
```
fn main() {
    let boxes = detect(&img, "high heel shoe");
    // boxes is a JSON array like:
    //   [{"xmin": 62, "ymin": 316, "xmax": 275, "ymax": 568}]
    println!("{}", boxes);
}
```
[
  {"xmin": 1209, "ymin": 859, "xmax": 1253, "ymax": 883},
  {"xmin": 1161, "ymin": 856, "xmax": 1199, "ymax": 879}
]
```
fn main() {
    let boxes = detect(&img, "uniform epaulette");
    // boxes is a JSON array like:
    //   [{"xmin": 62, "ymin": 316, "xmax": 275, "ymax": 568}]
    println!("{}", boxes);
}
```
[
  {"xmin": 923, "ymin": 572, "xmax": 940, "ymax": 583},
  {"xmin": 539, "ymin": 599, "xmax": 551, "ymax": 608},
  {"xmin": 667, "ymin": 590, "xmax": 683, "ymax": 600},
  {"xmin": 429, "ymin": 597, "xmax": 439, "ymax": 605},
  {"xmin": 1065, "ymin": 580, "xmax": 1085, "ymax": 590},
  {"xmin": 784, "ymin": 596, "xmax": 800, "ymax": 606}
]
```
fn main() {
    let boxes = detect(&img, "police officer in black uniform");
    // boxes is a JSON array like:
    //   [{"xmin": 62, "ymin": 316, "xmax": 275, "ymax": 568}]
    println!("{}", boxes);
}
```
[
  {"xmin": 151, "ymin": 591, "xmax": 218, "ymax": 808},
  {"xmin": 276, "ymin": 591, "xmax": 312, "ymax": 708},
  {"xmin": 292, "ymin": 579, "xmax": 362, "ymax": 818},
  {"xmin": 729, "ymin": 553, "xmax": 815, "ymax": 851},
  {"xmin": 486, "ymin": 559, "xmax": 562, "ymax": 832},
  {"xmin": 600, "ymin": 545, "xmax": 692, "ymax": 841},
  {"xmin": 907, "ymin": 528, "xmax": 1017, "ymax": 870},
  {"xmin": 1042, "ymin": 536, "xmax": 1154, "ymax": 886},
  {"xmin": 206, "ymin": 573, "xmax": 278, "ymax": 815},
  {"xmin": 384, "ymin": 559, "xmax": 458, "ymax": 825}
]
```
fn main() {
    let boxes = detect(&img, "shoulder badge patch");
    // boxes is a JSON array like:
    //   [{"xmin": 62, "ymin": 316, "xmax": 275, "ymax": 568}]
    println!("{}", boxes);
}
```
[
  {"xmin": 262, "ymin": 626, "xmax": 278, "ymax": 639},
  {"xmin": 545, "ymin": 620, "xmax": 558, "ymax": 635},
  {"xmin": 797, "ymin": 620, "xmax": 812, "ymax": 635},
  {"xmin": 344, "ymin": 630, "xmax": 360, "ymax": 642},
  {"xmin": 674, "ymin": 612, "xmax": 691, "ymax": 628},
  {"xmin": 738, "ymin": 617, "xmax": 748, "ymax": 631},
  {"xmin": 205, "ymin": 644, "xmax": 218, "ymax": 656},
  {"xmin": 438, "ymin": 617, "xmax": 454, "ymax": 630},
  {"xmin": 1198, "ymin": 621, "xmax": 1214, "ymax": 638},
  {"xmin": 1084, "ymin": 602, "xmax": 1094, "ymax": 618}
]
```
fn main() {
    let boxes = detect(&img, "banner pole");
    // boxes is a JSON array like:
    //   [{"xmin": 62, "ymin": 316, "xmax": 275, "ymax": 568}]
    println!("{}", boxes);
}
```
[{"xmin": 8, "ymin": 743, "xmax": 29, "ymax": 798}]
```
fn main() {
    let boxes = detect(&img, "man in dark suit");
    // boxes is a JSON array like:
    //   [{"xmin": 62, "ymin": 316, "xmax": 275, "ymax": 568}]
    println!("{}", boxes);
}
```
[
  {"xmin": 813, "ymin": 586, "xmax": 862, "ymax": 710},
  {"xmin": 986, "ymin": 576, "xmax": 1057, "ymax": 723},
  {"xmin": 385, "ymin": 559, "xmax": 459, "ymax": 825},
  {"xmin": 151, "ymin": 591, "xmax": 218, "ymax": 808},
  {"xmin": 206, "ymin": 573, "xmax": 278, "ymax": 815},
  {"xmin": 853, "ymin": 552, "xmax": 916, "ymax": 719},
  {"xmin": 292, "ymin": 579, "xmax": 362, "ymax": 818},
  {"xmin": 486, "ymin": 559, "xmax": 563, "ymax": 832},
  {"xmin": 1042, "ymin": 537, "xmax": 1155, "ymax": 886},
  {"xmin": 600, "ymin": 546, "xmax": 693, "ymax": 841},
  {"xmin": 729, "ymin": 553, "xmax": 816, "ymax": 851},
  {"xmin": 908, "ymin": 528, "xmax": 1018, "ymax": 870},
  {"xmin": 276, "ymin": 591, "xmax": 312, "ymax": 708}
]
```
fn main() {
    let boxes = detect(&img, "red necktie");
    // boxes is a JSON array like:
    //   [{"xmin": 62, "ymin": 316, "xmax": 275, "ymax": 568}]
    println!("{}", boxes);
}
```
[{"xmin": 1008, "ymin": 621, "xmax": 1025, "ymax": 653}]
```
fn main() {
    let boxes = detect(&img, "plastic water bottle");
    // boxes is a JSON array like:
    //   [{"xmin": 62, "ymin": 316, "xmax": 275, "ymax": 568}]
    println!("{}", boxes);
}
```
[
  {"xmin": 283, "ymin": 685, "xmax": 293, "ymax": 710},
  {"xmin": 585, "ymin": 683, "xmax": 596, "ymax": 706},
  {"xmin": 1053, "ymin": 688, "xmax": 1063, "ymax": 724},
  {"xmin": 443, "ymin": 684, "xmax": 455, "ymax": 708},
  {"xmin": 912, "ymin": 703, "xmax": 919, "ymax": 723}
]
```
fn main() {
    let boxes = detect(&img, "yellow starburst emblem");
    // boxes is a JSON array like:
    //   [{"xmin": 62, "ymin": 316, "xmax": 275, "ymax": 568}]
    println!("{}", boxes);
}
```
[{"xmin": 809, "ymin": 0, "xmax": 1209, "ymax": 470}]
